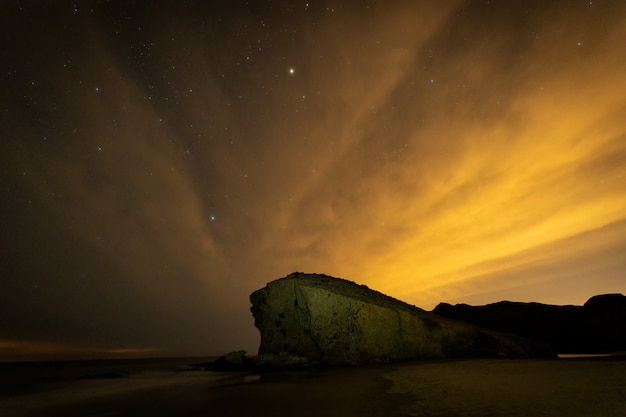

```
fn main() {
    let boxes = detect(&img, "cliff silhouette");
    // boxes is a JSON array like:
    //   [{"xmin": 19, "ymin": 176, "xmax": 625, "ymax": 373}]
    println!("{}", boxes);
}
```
[{"xmin": 433, "ymin": 294, "xmax": 626, "ymax": 353}]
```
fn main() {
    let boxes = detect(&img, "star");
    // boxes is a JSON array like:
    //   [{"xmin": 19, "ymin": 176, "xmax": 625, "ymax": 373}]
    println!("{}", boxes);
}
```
[{"xmin": 288, "ymin": 68, "xmax": 295, "ymax": 75}]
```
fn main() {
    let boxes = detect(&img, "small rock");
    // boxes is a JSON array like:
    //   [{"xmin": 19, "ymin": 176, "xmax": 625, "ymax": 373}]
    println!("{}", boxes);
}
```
[{"xmin": 204, "ymin": 350, "xmax": 252, "ymax": 371}]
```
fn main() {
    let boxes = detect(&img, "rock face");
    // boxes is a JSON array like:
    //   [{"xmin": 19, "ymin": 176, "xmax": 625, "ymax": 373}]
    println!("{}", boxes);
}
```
[
  {"xmin": 433, "ymin": 293, "xmax": 626, "ymax": 353},
  {"xmin": 250, "ymin": 273, "xmax": 555, "ymax": 365}
]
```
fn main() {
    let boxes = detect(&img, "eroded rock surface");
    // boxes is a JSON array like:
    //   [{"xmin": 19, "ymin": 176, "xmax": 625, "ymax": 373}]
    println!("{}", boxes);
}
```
[{"xmin": 250, "ymin": 273, "xmax": 555, "ymax": 365}]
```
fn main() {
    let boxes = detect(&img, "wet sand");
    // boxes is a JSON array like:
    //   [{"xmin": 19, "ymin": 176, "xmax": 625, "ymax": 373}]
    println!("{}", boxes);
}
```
[
  {"xmin": 2, "ymin": 358, "xmax": 625, "ymax": 417},
  {"xmin": 385, "ymin": 358, "xmax": 626, "ymax": 416}
]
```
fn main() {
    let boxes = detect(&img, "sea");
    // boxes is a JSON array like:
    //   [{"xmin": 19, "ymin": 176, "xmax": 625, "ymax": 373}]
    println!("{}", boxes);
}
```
[
  {"xmin": 0, "ymin": 356, "xmax": 214, "ymax": 391},
  {"xmin": 0, "ymin": 356, "xmax": 253, "ymax": 417}
]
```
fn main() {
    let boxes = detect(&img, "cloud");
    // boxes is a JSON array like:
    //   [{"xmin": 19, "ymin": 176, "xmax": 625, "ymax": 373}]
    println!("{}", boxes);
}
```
[
  {"xmin": 18, "ymin": 57, "xmax": 225, "ymax": 293},
  {"xmin": 413, "ymin": 219, "xmax": 626, "ymax": 309},
  {"xmin": 251, "ymin": 1, "xmax": 626, "ymax": 307}
]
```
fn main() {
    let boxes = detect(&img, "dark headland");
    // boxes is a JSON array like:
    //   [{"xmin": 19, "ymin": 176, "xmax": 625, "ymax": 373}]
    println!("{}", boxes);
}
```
[{"xmin": 433, "ymin": 292, "xmax": 626, "ymax": 354}]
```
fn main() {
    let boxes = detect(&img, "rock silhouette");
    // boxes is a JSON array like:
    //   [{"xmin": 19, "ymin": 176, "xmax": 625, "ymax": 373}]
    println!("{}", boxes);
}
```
[
  {"xmin": 433, "ymin": 293, "xmax": 626, "ymax": 353},
  {"xmin": 250, "ymin": 273, "xmax": 555, "ymax": 365}
]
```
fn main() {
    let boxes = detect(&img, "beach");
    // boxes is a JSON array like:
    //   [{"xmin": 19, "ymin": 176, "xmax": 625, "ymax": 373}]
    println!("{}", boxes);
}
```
[
  {"xmin": 385, "ymin": 357, "xmax": 626, "ymax": 417},
  {"xmin": 1, "ymin": 357, "xmax": 625, "ymax": 416}
]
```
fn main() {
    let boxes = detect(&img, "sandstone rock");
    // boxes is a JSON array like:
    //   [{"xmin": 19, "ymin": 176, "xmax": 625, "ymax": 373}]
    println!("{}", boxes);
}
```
[
  {"xmin": 433, "ymin": 293, "xmax": 626, "ymax": 353},
  {"xmin": 250, "ymin": 273, "xmax": 555, "ymax": 365}
]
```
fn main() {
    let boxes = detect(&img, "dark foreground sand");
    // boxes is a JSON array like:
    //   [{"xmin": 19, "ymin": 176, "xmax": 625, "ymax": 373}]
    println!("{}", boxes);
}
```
[
  {"xmin": 385, "ymin": 358, "xmax": 626, "ymax": 417},
  {"xmin": 2, "ymin": 357, "xmax": 625, "ymax": 417}
]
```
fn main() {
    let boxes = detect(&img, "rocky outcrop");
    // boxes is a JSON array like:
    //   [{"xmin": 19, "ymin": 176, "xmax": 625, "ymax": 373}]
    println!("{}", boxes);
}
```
[
  {"xmin": 433, "ymin": 293, "xmax": 626, "ymax": 353},
  {"xmin": 203, "ymin": 350, "xmax": 309, "ymax": 371},
  {"xmin": 249, "ymin": 273, "xmax": 555, "ymax": 365}
]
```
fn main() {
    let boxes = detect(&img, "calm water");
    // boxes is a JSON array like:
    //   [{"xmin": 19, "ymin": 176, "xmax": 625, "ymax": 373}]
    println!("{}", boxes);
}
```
[{"xmin": 0, "ymin": 356, "xmax": 216, "ymax": 395}]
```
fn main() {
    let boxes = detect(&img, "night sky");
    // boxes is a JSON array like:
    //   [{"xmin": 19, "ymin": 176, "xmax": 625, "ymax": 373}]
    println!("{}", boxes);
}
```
[{"xmin": 1, "ymin": 1, "xmax": 625, "ymax": 361}]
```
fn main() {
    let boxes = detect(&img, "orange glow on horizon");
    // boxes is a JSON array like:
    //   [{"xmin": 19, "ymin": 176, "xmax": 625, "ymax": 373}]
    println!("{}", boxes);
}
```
[{"xmin": 0, "ymin": 339, "xmax": 158, "ymax": 362}]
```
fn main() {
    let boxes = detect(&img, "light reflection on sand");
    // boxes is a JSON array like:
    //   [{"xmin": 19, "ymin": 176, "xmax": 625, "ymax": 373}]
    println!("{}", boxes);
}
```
[{"xmin": 557, "ymin": 352, "xmax": 624, "ymax": 359}]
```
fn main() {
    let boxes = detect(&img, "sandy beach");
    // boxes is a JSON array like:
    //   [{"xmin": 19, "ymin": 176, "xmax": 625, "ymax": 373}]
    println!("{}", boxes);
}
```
[
  {"xmin": 385, "ymin": 357, "xmax": 626, "ymax": 417},
  {"xmin": 1, "ymin": 357, "xmax": 625, "ymax": 417}
]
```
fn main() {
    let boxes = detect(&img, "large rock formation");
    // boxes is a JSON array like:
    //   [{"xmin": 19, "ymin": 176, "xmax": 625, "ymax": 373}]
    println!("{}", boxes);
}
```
[
  {"xmin": 433, "ymin": 293, "xmax": 626, "ymax": 353},
  {"xmin": 250, "ymin": 273, "xmax": 554, "ymax": 365}
]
